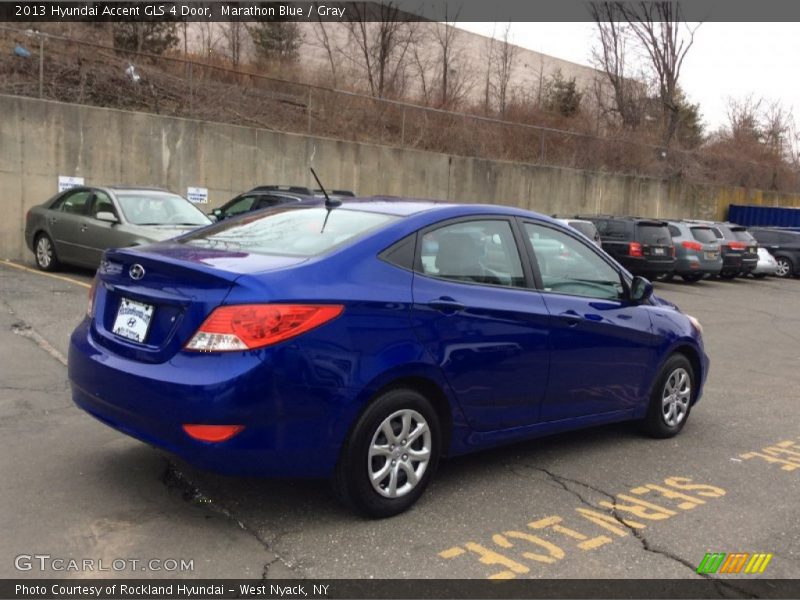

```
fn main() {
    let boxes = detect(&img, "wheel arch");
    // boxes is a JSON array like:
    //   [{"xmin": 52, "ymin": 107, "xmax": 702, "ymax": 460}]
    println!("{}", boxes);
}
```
[{"xmin": 670, "ymin": 343, "xmax": 703, "ymax": 404}]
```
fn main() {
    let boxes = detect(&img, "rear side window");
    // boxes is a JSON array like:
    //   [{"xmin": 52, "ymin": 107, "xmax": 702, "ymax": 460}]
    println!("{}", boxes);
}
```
[
  {"xmin": 731, "ymin": 228, "xmax": 756, "ymax": 243},
  {"xmin": 417, "ymin": 220, "xmax": 525, "ymax": 288},
  {"xmin": 181, "ymin": 207, "xmax": 397, "ymax": 257},
  {"xmin": 636, "ymin": 224, "xmax": 671, "ymax": 245},
  {"xmin": 667, "ymin": 224, "xmax": 682, "ymax": 237},
  {"xmin": 568, "ymin": 221, "xmax": 598, "ymax": 240},
  {"xmin": 779, "ymin": 232, "xmax": 800, "ymax": 244},
  {"xmin": 223, "ymin": 195, "xmax": 258, "ymax": 217},
  {"xmin": 710, "ymin": 227, "xmax": 724, "ymax": 239},
  {"xmin": 690, "ymin": 227, "xmax": 717, "ymax": 243}
]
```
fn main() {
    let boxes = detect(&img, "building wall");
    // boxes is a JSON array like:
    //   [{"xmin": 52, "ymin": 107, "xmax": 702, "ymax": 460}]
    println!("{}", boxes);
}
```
[{"xmin": 3, "ymin": 94, "xmax": 800, "ymax": 261}]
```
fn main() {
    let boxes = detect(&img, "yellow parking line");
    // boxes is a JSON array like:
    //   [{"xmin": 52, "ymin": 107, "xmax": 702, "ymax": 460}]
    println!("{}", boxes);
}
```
[{"xmin": 1, "ymin": 259, "xmax": 91, "ymax": 288}]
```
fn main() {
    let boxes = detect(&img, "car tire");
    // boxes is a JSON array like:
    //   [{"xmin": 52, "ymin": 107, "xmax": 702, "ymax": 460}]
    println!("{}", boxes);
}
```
[
  {"xmin": 333, "ymin": 388, "xmax": 441, "ymax": 518},
  {"xmin": 655, "ymin": 273, "xmax": 674, "ymax": 282},
  {"xmin": 34, "ymin": 233, "xmax": 60, "ymax": 272},
  {"xmin": 753, "ymin": 273, "xmax": 767, "ymax": 279},
  {"xmin": 775, "ymin": 257, "xmax": 793, "ymax": 279},
  {"xmin": 642, "ymin": 354, "xmax": 694, "ymax": 439},
  {"xmin": 680, "ymin": 273, "xmax": 702, "ymax": 283},
  {"xmin": 719, "ymin": 272, "xmax": 736, "ymax": 280}
]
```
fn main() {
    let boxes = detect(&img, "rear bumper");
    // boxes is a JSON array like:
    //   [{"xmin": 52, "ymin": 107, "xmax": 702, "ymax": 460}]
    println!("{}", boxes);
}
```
[
  {"xmin": 618, "ymin": 257, "xmax": 676, "ymax": 277},
  {"xmin": 721, "ymin": 254, "xmax": 757, "ymax": 273},
  {"xmin": 68, "ymin": 319, "xmax": 353, "ymax": 478},
  {"xmin": 674, "ymin": 255, "xmax": 722, "ymax": 276}
]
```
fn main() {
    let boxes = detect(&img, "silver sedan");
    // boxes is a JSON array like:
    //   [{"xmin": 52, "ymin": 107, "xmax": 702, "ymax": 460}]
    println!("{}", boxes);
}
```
[{"xmin": 24, "ymin": 186, "xmax": 212, "ymax": 271}]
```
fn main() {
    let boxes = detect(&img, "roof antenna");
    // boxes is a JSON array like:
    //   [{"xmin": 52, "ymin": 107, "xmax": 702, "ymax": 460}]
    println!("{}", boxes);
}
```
[{"xmin": 310, "ymin": 167, "xmax": 340, "ymax": 233}]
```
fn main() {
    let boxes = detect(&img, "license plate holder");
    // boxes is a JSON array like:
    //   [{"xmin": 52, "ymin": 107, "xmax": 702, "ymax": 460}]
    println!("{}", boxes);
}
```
[
  {"xmin": 652, "ymin": 247, "xmax": 665, "ymax": 256},
  {"xmin": 112, "ymin": 298, "xmax": 154, "ymax": 343}
]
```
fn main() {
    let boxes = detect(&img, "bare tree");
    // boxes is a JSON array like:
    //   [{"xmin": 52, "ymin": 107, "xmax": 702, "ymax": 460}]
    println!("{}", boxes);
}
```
[
  {"xmin": 431, "ymin": 13, "xmax": 472, "ymax": 109},
  {"xmin": 619, "ymin": 2, "xmax": 700, "ymax": 147},
  {"xmin": 590, "ymin": 3, "xmax": 644, "ymax": 129},
  {"xmin": 481, "ymin": 25, "xmax": 496, "ymax": 114},
  {"xmin": 311, "ymin": 21, "xmax": 339, "ymax": 86},
  {"xmin": 408, "ymin": 24, "xmax": 434, "ymax": 104},
  {"xmin": 343, "ymin": 2, "xmax": 413, "ymax": 98},
  {"xmin": 220, "ymin": 22, "xmax": 248, "ymax": 68},
  {"xmin": 492, "ymin": 23, "xmax": 516, "ymax": 118}
]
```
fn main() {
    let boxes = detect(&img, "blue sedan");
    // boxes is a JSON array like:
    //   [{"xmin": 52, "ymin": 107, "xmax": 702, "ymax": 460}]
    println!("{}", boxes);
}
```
[{"xmin": 68, "ymin": 199, "xmax": 709, "ymax": 517}]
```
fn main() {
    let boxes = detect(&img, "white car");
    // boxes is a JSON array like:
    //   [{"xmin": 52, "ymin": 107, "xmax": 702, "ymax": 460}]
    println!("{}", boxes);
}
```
[
  {"xmin": 751, "ymin": 247, "xmax": 778, "ymax": 278},
  {"xmin": 555, "ymin": 218, "xmax": 602, "ymax": 247}
]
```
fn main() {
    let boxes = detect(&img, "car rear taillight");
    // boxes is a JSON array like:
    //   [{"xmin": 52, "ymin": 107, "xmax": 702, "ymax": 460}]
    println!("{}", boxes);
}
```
[
  {"xmin": 182, "ymin": 424, "xmax": 244, "ymax": 442},
  {"xmin": 185, "ymin": 304, "xmax": 344, "ymax": 352},
  {"xmin": 726, "ymin": 241, "xmax": 746, "ymax": 250},
  {"xmin": 681, "ymin": 241, "xmax": 703, "ymax": 251},
  {"xmin": 86, "ymin": 276, "xmax": 98, "ymax": 318},
  {"xmin": 629, "ymin": 242, "xmax": 643, "ymax": 257}
]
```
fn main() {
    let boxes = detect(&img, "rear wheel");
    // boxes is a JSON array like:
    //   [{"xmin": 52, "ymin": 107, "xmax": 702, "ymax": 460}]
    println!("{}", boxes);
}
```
[
  {"xmin": 642, "ymin": 354, "xmax": 694, "ymax": 438},
  {"xmin": 775, "ymin": 257, "xmax": 793, "ymax": 278},
  {"xmin": 719, "ymin": 271, "xmax": 737, "ymax": 280},
  {"xmin": 333, "ymin": 388, "xmax": 441, "ymax": 518},
  {"xmin": 34, "ymin": 233, "xmax": 60, "ymax": 272},
  {"xmin": 680, "ymin": 273, "xmax": 703, "ymax": 283}
]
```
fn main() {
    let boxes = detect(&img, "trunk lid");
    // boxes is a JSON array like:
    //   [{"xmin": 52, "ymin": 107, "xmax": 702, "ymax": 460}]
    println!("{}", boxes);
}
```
[{"xmin": 91, "ymin": 244, "xmax": 307, "ymax": 363}]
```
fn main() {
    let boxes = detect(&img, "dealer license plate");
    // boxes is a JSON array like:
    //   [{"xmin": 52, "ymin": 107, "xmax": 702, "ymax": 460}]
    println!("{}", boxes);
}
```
[
  {"xmin": 112, "ymin": 298, "xmax": 154, "ymax": 343},
  {"xmin": 652, "ymin": 247, "xmax": 665, "ymax": 255}
]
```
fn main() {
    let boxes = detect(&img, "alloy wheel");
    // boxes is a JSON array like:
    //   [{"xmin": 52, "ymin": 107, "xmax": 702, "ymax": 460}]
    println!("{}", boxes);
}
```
[
  {"xmin": 36, "ymin": 236, "xmax": 52, "ymax": 269},
  {"xmin": 661, "ymin": 367, "xmax": 691, "ymax": 427},
  {"xmin": 368, "ymin": 409, "xmax": 432, "ymax": 499},
  {"xmin": 775, "ymin": 258, "xmax": 792, "ymax": 278}
]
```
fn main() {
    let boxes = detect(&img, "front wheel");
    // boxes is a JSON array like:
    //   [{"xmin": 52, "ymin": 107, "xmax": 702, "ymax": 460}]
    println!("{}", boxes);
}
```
[
  {"xmin": 775, "ymin": 257, "xmax": 794, "ymax": 278},
  {"xmin": 333, "ymin": 388, "xmax": 441, "ymax": 518},
  {"xmin": 642, "ymin": 354, "xmax": 694, "ymax": 439}
]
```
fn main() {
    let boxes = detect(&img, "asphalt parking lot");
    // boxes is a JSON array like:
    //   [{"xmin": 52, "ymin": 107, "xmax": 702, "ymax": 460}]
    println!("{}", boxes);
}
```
[{"xmin": 1, "ymin": 259, "xmax": 798, "ymax": 583}]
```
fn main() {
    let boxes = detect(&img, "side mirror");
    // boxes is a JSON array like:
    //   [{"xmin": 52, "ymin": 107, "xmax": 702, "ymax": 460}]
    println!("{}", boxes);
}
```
[
  {"xmin": 629, "ymin": 276, "xmax": 653, "ymax": 304},
  {"xmin": 211, "ymin": 208, "xmax": 223, "ymax": 218},
  {"xmin": 208, "ymin": 214, "xmax": 218, "ymax": 223},
  {"xmin": 96, "ymin": 211, "xmax": 119, "ymax": 224}
]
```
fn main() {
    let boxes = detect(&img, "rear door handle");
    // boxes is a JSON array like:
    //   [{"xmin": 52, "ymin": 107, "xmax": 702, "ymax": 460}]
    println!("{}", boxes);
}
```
[
  {"xmin": 429, "ymin": 297, "xmax": 465, "ymax": 314},
  {"xmin": 80, "ymin": 224, "xmax": 89, "ymax": 232}
]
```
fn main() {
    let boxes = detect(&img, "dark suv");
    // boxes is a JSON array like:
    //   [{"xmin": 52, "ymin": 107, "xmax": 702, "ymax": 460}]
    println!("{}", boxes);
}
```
[
  {"xmin": 212, "ymin": 189, "xmax": 319, "ymax": 221},
  {"xmin": 579, "ymin": 216, "xmax": 676, "ymax": 278},
  {"xmin": 690, "ymin": 221, "xmax": 758, "ymax": 279},
  {"xmin": 748, "ymin": 227, "xmax": 800, "ymax": 278}
]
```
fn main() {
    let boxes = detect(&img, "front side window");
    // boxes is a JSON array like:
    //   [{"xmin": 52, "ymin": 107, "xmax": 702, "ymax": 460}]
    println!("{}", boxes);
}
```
[
  {"xmin": 525, "ymin": 223, "xmax": 623, "ymax": 300},
  {"xmin": 418, "ymin": 220, "xmax": 525, "ymax": 288},
  {"xmin": 91, "ymin": 191, "xmax": 117, "ymax": 218},
  {"xmin": 223, "ymin": 195, "xmax": 257, "ymax": 217}
]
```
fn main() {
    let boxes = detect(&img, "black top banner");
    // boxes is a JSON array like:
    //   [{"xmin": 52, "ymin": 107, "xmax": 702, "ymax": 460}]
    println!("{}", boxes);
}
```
[
  {"xmin": 2, "ymin": 0, "xmax": 800, "ymax": 23},
  {"xmin": 3, "ymin": 579, "xmax": 800, "ymax": 600}
]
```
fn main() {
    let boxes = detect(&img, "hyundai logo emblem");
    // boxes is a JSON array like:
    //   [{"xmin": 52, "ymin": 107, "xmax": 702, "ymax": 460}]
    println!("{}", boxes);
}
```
[{"xmin": 129, "ymin": 264, "xmax": 146, "ymax": 281}]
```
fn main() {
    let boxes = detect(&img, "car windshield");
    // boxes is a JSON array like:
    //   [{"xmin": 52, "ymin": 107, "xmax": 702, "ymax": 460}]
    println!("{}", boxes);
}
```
[
  {"xmin": 690, "ymin": 227, "xmax": 717, "ymax": 243},
  {"xmin": 117, "ymin": 191, "xmax": 211, "ymax": 226},
  {"xmin": 636, "ymin": 223, "xmax": 671, "ymax": 245},
  {"xmin": 731, "ymin": 228, "xmax": 756, "ymax": 243},
  {"xmin": 180, "ymin": 207, "xmax": 398, "ymax": 257}
]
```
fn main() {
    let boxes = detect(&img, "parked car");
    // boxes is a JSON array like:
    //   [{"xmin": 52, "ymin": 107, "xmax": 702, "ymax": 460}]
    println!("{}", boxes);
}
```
[
  {"xmin": 555, "ymin": 218, "xmax": 602, "ymax": 247},
  {"xmin": 69, "ymin": 200, "xmax": 708, "ymax": 517},
  {"xmin": 578, "ymin": 215, "xmax": 676, "ymax": 278},
  {"xmin": 693, "ymin": 221, "xmax": 759, "ymax": 279},
  {"xmin": 25, "ymin": 186, "xmax": 211, "ymax": 271},
  {"xmin": 212, "ymin": 190, "xmax": 317, "ymax": 221},
  {"xmin": 664, "ymin": 221, "xmax": 723, "ymax": 282},
  {"xmin": 747, "ymin": 227, "xmax": 800, "ymax": 278},
  {"xmin": 751, "ymin": 247, "xmax": 779, "ymax": 278}
]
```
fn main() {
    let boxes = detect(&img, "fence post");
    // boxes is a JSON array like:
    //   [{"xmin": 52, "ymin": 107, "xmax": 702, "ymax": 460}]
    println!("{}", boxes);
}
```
[
  {"xmin": 401, "ymin": 106, "xmax": 406, "ymax": 147},
  {"xmin": 540, "ymin": 130, "xmax": 546, "ymax": 163},
  {"xmin": 188, "ymin": 61, "xmax": 193, "ymax": 116},
  {"xmin": 307, "ymin": 87, "xmax": 313, "ymax": 135},
  {"xmin": 38, "ymin": 35, "xmax": 44, "ymax": 98}
]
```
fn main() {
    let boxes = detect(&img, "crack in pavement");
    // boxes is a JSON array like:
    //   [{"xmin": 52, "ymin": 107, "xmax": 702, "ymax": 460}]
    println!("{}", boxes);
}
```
[
  {"xmin": 510, "ymin": 464, "xmax": 756, "ymax": 599},
  {"xmin": 160, "ymin": 459, "xmax": 301, "ymax": 579}
]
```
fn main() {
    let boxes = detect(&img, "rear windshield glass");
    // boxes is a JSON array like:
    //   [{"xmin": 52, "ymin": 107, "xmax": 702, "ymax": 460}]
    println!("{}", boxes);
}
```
[
  {"xmin": 636, "ymin": 223, "xmax": 671, "ymax": 245},
  {"xmin": 180, "ymin": 207, "xmax": 398, "ymax": 257},
  {"xmin": 731, "ymin": 228, "xmax": 756, "ymax": 243},
  {"xmin": 568, "ymin": 221, "xmax": 598, "ymax": 239},
  {"xmin": 690, "ymin": 227, "xmax": 717, "ymax": 243}
]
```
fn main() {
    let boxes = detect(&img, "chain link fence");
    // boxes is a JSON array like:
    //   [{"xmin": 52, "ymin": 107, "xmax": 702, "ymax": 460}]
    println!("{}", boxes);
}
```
[{"xmin": 2, "ymin": 26, "xmax": 799, "ymax": 193}]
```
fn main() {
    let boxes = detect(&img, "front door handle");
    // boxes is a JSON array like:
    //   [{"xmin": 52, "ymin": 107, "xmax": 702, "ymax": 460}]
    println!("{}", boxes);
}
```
[
  {"xmin": 559, "ymin": 310, "xmax": 581, "ymax": 327},
  {"xmin": 80, "ymin": 224, "xmax": 89, "ymax": 232},
  {"xmin": 429, "ymin": 297, "xmax": 465, "ymax": 314}
]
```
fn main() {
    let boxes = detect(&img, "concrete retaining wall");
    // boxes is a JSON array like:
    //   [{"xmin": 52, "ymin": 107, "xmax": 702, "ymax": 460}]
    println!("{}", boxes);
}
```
[{"xmin": 3, "ymin": 94, "xmax": 800, "ymax": 261}]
